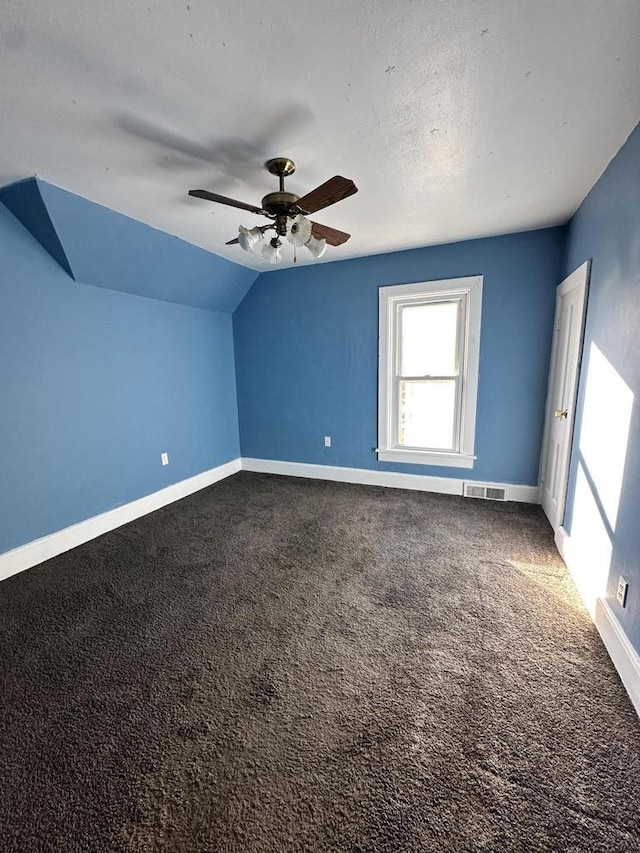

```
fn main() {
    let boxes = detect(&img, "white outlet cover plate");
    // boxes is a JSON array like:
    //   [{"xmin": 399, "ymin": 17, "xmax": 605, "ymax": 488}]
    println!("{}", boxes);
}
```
[{"xmin": 617, "ymin": 576, "xmax": 628, "ymax": 606}]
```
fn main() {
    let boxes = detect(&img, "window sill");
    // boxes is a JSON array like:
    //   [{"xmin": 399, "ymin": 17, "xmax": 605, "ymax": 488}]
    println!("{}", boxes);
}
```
[{"xmin": 376, "ymin": 448, "xmax": 476, "ymax": 469}]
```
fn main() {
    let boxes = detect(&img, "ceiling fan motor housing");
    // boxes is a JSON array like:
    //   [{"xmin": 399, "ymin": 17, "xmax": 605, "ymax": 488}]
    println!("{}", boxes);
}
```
[
  {"xmin": 261, "ymin": 192, "xmax": 300, "ymax": 235},
  {"xmin": 261, "ymin": 191, "xmax": 299, "ymax": 214}
]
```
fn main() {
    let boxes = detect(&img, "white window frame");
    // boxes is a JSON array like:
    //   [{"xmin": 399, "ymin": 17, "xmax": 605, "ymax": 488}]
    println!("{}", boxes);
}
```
[{"xmin": 377, "ymin": 276, "xmax": 482, "ymax": 469}]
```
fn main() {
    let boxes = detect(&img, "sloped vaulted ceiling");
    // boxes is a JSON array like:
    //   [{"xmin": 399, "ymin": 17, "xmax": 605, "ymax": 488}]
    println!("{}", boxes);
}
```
[
  {"xmin": 0, "ymin": 178, "xmax": 258, "ymax": 312},
  {"xmin": 0, "ymin": 178, "xmax": 74, "ymax": 279},
  {"xmin": 1, "ymin": 1, "xmax": 639, "ymax": 272}
]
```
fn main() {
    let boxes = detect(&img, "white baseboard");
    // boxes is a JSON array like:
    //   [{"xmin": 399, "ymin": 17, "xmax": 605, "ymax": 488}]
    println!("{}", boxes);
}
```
[
  {"xmin": 240, "ymin": 457, "xmax": 539, "ymax": 503},
  {"xmin": 556, "ymin": 525, "xmax": 640, "ymax": 718},
  {"xmin": 0, "ymin": 458, "xmax": 241, "ymax": 583},
  {"xmin": 595, "ymin": 599, "xmax": 640, "ymax": 717}
]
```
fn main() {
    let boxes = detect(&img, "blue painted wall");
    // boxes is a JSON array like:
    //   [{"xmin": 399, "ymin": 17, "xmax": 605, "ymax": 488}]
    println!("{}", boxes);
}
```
[
  {"xmin": 562, "ymin": 121, "xmax": 640, "ymax": 653},
  {"xmin": 0, "ymin": 178, "xmax": 259, "ymax": 312},
  {"xmin": 234, "ymin": 227, "xmax": 565, "ymax": 485},
  {"xmin": 0, "ymin": 201, "xmax": 240, "ymax": 554}
]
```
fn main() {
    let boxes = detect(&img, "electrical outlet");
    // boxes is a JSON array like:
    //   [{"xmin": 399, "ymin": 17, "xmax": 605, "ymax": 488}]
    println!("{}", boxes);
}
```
[
  {"xmin": 616, "ymin": 576, "xmax": 628, "ymax": 608},
  {"xmin": 324, "ymin": 435, "xmax": 331, "ymax": 447},
  {"xmin": 161, "ymin": 452, "xmax": 169, "ymax": 466}
]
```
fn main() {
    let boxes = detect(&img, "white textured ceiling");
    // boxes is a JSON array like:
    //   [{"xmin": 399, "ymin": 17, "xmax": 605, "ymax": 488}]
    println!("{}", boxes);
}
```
[{"xmin": 2, "ymin": 0, "xmax": 640, "ymax": 271}]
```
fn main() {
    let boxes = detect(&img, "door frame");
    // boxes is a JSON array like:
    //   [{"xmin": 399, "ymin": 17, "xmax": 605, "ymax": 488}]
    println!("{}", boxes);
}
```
[{"xmin": 539, "ymin": 260, "xmax": 590, "ymax": 531}]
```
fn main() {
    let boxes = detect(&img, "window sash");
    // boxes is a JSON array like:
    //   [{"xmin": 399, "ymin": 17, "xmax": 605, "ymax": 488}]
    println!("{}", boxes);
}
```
[
  {"xmin": 391, "ymin": 295, "xmax": 467, "ymax": 453},
  {"xmin": 396, "ymin": 377, "xmax": 460, "ymax": 451},
  {"xmin": 377, "ymin": 275, "xmax": 482, "ymax": 469}
]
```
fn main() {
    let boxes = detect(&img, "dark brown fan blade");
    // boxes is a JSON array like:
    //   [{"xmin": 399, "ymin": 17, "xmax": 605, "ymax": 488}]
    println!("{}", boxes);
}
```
[
  {"xmin": 296, "ymin": 176, "xmax": 357, "ymax": 215},
  {"xmin": 188, "ymin": 189, "xmax": 264, "ymax": 214},
  {"xmin": 225, "ymin": 237, "xmax": 240, "ymax": 245},
  {"xmin": 310, "ymin": 221, "xmax": 351, "ymax": 246}
]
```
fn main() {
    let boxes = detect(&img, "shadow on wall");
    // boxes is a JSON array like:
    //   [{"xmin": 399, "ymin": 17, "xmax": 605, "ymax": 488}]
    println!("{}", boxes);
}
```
[{"xmin": 563, "ymin": 341, "xmax": 634, "ymax": 616}]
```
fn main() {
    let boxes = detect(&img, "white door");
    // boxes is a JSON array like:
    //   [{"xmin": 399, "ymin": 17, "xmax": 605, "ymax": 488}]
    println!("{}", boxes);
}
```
[{"xmin": 539, "ymin": 261, "xmax": 590, "ymax": 531}]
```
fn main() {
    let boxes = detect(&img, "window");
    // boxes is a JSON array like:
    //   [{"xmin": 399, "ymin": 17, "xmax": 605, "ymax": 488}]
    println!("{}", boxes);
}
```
[{"xmin": 377, "ymin": 276, "xmax": 482, "ymax": 468}]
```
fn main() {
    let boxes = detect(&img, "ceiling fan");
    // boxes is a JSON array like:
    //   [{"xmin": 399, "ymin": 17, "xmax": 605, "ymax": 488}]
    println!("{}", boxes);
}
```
[{"xmin": 188, "ymin": 157, "xmax": 358, "ymax": 264}]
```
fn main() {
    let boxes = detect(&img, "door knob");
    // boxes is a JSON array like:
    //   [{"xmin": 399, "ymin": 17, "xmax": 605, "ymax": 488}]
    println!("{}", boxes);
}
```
[{"xmin": 554, "ymin": 408, "xmax": 568, "ymax": 419}]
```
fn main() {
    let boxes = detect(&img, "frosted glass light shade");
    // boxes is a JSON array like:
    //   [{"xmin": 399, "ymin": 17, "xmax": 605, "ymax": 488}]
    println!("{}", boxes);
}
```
[
  {"xmin": 287, "ymin": 215, "xmax": 312, "ymax": 247},
  {"xmin": 261, "ymin": 241, "xmax": 282, "ymax": 264},
  {"xmin": 238, "ymin": 225, "xmax": 264, "ymax": 252},
  {"xmin": 305, "ymin": 235, "xmax": 327, "ymax": 258}
]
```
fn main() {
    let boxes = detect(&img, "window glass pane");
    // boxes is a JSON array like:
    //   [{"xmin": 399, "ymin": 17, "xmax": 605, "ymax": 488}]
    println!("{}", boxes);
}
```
[
  {"xmin": 400, "ymin": 301, "xmax": 459, "ymax": 377},
  {"xmin": 398, "ymin": 380, "xmax": 456, "ymax": 450}
]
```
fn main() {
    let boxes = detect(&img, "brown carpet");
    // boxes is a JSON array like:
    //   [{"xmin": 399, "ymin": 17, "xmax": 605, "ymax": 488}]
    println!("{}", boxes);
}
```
[{"xmin": 1, "ymin": 472, "xmax": 639, "ymax": 852}]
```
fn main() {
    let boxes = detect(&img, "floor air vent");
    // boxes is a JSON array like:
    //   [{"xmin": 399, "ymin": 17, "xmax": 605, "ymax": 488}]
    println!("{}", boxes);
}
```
[{"xmin": 463, "ymin": 483, "xmax": 507, "ymax": 501}]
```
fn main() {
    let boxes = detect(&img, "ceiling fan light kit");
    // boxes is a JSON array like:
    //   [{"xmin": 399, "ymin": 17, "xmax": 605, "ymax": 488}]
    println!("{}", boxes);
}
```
[
  {"xmin": 188, "ymin": 157, "xmax": 357, "ymax": 265},
  {"xmin": 237, "ymin": 225, "xmax": 265, "ymax": 252},
  {"xmin": 287, "ymin": 214, "xmax": 312, "ymax": 248},
  {"xmin": 261, "ymin": 238, "xmax": 282, "ymax": 265},
  {"xmin": 305, "ymin": 234, "xmax": 327, "ymax": 259}
]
